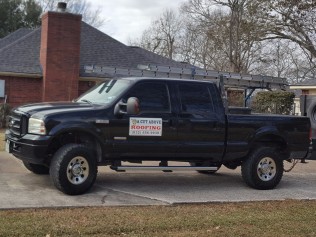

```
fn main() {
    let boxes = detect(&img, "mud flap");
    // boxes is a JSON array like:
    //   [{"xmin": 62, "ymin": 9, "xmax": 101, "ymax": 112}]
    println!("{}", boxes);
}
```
[{"xmin": 305, "ymin": 139, "xmax": 316, "ymax": 160}]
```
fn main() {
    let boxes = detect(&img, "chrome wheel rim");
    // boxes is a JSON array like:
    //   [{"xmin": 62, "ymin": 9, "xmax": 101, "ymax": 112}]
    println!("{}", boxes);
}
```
[
  {"xmin": 257, "ymin": 157, "xmax": 276, "ymax": 181},
  {"xmin": 67, "ymin": 156, "xmax": 89, "ymax": 185}
]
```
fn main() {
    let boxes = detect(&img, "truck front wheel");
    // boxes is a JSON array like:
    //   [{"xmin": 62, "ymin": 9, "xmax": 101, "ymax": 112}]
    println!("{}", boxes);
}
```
[
  {"xmin": 241, "ymin": 147, "xmax": 283, "ymax": 190},
  {"xmin": 50, "ymin": 144, "xmax": 98, "ymax": 195}
]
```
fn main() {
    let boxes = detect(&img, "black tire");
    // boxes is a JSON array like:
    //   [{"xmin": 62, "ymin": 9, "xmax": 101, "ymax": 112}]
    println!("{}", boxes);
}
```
[
  {"xmin": 241, "ymin": 147, "xmax": 283, "ymax": 190},
  {"xmin": 23, "ymin": 161, "xmax": 49, "ymax": 175},
  {"xmin": 50, "ymin": 144, "xmax": 98, "ymax": 195},
  {"xmin": 190, "ymin": 162, "xmax": 221, "ymax": 174}
]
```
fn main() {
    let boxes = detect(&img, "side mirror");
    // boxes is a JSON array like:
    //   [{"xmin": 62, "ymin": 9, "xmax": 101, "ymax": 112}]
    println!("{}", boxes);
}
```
[
  {"xmin": 127, "ymin": 97, "xmax": 140, "ymax": 115},
  {"xmin": 114, "ymin": 97, "xmax": 140, "ymax": 117}
]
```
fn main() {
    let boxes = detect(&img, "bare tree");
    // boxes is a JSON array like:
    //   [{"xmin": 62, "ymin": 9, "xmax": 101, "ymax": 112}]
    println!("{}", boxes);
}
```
[
  {"xmin": 129, "ymin": 0, "xmax": 316, "ymax": 84},
  {"xmin": 250, "ymin": 39, "xmax": 316, "ymax": 84},
  {"xmin": 258, "ymin": 0, "xmax": 316, "ymax": 59},
  {"xmin": 178, "ymin": 9, "xmax": 232, "ymax": 70},
  {"xmin": 181, "ymin": 0, "xmax": 263, "ymax": 73},
  {"xmin": 129, "ymin": 9, "xmax": 183, "ymax": 60},
  {"xmin": 129, "ymin": 0, "xmax": 264, "ymax": 72},
  {"xmin": 36, "ymin": 0, "xmax": 106, "ymax": 28},
  {"xmin": 216, "ymin": 0, "xmax": 248, "ymax": 72}
]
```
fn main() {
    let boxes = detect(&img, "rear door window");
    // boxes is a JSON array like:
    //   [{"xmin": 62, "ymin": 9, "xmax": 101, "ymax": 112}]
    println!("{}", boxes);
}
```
[{"xmin": 178, "ymin": 83, "xmax": 214, "ymax": 117}]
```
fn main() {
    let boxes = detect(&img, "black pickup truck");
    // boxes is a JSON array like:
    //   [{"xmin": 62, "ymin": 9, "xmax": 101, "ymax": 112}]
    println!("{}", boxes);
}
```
[{"xmin": 5, "ymin": 78, "xmax": 311, "ymax": 195}]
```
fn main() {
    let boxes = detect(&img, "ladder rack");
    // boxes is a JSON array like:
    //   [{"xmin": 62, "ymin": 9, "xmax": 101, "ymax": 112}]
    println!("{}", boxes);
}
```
[{"xmin": 84, "ymin": 64, "xmax": 288, "ymax": 90}]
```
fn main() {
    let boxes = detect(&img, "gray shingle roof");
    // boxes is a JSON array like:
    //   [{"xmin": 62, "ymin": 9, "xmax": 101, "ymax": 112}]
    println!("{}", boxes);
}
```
[
  {"xmin": 0, "ymin": 21, "xmax": 190, "ymax": 78},
  {"xmin": 0, "ymin": 28, "xmax": 34, "ymax": 50},
  {"xmin": 0, "ymin": 28, "xmax": 42, "ymax": 75}
]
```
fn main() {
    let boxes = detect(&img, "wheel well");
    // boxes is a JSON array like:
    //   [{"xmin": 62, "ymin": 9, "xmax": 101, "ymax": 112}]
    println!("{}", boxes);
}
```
[
  {"xmin": 251, "ymin": 134, "xmax": 288, "ymax": 159},
  {"xmin": 225, "ymin": 135, "xmax": 288, "ymax": 169},
  {"xmin": 47, "ymin": 131, "xmax": 102, "ymax": 163}
]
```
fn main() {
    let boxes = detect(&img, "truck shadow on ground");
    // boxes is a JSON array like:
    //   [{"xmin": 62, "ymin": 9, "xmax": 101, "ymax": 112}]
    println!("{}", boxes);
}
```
[
  {"xmin": 92, "ymin": 169, "xmax": 316, "ymax": 204},
  {"xmin": 96, "ymin": 171, "xmax": 243, "ymax": 190}
]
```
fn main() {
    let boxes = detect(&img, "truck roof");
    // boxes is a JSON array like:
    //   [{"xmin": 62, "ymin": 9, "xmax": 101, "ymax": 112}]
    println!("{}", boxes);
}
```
[{"xmin": 118, "ymin": 77, "xmax": 216, "ymax": 84}]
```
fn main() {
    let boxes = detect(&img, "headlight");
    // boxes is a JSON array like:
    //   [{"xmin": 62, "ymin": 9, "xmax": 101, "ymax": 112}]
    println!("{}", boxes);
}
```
[{"xmin": 28, "ymin": 118, "xmax": 46, "ymax": 135}]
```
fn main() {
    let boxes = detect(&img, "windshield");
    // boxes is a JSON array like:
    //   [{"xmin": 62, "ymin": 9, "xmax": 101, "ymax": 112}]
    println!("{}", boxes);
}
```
[{"xmin": 76, "ymin": 79, "xmax": 131, "ymax": 105}]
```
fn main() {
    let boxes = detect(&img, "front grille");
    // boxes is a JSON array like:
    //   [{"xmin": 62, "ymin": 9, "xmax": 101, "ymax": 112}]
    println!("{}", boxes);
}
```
[{"xmin": 8, "ymin": 111, "xmax": 28, "ymax": 137}]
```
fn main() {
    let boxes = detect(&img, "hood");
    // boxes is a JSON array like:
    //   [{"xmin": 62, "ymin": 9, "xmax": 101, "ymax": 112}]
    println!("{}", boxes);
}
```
[{"xmin": 15, "ymin": 102, "xmax": 96, "ymax": 117}]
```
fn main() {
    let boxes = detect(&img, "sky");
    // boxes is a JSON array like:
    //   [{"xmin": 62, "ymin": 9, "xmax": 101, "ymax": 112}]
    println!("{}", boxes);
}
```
[{"xmin": 88, "ymin": 0, "xmax": 187, "ymax": 44}]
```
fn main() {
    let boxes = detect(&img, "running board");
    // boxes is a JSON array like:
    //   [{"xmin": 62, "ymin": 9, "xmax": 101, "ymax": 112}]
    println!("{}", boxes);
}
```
[{"xmin": 110, "ymin": 166, "xmax": 218, "ymax": 172}]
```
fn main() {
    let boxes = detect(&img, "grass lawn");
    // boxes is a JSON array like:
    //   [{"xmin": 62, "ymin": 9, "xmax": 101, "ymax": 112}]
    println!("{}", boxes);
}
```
[{"xmin": 0, "ymin": 200, "xmax": 316, "ymax": 236}]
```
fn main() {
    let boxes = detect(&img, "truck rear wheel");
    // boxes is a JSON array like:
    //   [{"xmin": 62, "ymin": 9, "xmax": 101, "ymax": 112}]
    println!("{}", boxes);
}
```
[
  {"xmin": 23, "ymin": 161, "xmax": 49, "ymax": 175},
  {"xmin": 50, "ymin": 144, "xmax": 98, "ymax": 195},
  {"xmin": 241, "ymin": 147, "xmax": 283, "ymax": 190}
]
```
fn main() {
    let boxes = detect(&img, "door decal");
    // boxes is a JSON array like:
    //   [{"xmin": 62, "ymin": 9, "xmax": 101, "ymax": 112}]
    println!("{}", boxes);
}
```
[{"xmin": 129, "ymin": 118, "xmax": 162, "ymax": 136}]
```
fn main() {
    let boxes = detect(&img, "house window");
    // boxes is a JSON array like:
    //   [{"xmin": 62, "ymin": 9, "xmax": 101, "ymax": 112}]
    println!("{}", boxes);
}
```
[{"xmin": 0, "ymin": 80, "xmax": 5, "ymax": 98}]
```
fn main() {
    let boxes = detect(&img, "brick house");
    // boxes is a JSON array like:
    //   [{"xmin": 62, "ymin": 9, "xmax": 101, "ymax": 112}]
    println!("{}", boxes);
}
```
[
  {"xmin": 290, "ymin": 80, "xmax": 316, "ymax": 115},
  {"xmin": 0, "ymin": 4, "xmax": 188, "ymax": 108}
]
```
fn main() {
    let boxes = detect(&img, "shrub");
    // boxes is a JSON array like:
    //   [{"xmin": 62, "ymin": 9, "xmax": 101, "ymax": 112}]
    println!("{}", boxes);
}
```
[
  {"xmin": 0, "ymin": 104, "xmax": 10, "ymax": 128},
  {"xmin": 252, "ymin": 91, "xmax": 295, "ymax": 115},
  {"xmin": 227, "ymin": 90, "xmax": 244, "ymax": 107}
]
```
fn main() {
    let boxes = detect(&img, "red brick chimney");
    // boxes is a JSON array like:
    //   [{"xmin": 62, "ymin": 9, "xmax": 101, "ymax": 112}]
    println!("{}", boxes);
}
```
[{"xmin": 40, "ymin": 2, "xmax": 82, "ymax": 102}]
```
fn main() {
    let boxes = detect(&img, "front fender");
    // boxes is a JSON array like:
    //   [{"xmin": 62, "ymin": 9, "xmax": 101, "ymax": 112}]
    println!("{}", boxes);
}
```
[{"xmin": 48, "ymin": 121, "xmax": 104, "ymax": 145}]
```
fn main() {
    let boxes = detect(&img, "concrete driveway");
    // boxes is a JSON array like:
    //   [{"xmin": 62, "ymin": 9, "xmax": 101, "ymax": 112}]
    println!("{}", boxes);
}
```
[{"xmin": 1, "ymin": 151, "xmax": 316, "ymax": 209}]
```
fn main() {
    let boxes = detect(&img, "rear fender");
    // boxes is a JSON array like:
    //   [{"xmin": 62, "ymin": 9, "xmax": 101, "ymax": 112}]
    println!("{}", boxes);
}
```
[{"xmin": 250, "ymin": 126, "xmax": 287, "ymax": 151}]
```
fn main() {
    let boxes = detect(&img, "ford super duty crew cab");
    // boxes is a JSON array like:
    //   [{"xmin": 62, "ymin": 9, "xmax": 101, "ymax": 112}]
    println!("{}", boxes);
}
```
[{"xmin": 5, "ymin": 78, "xmax": 311, "ymax": 195}]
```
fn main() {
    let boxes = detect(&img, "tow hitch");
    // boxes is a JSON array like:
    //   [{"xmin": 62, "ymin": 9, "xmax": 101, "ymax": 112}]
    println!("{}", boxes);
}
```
[{"xmin": 284, "ymin": 159, "xmax": 305, "ymax": 172}]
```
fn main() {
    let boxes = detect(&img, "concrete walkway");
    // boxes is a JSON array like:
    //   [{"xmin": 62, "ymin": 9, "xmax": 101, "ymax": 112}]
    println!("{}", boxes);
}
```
[{"xmin": 1, "ymin": 152, "xmax": 316, "ymax": 209}]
